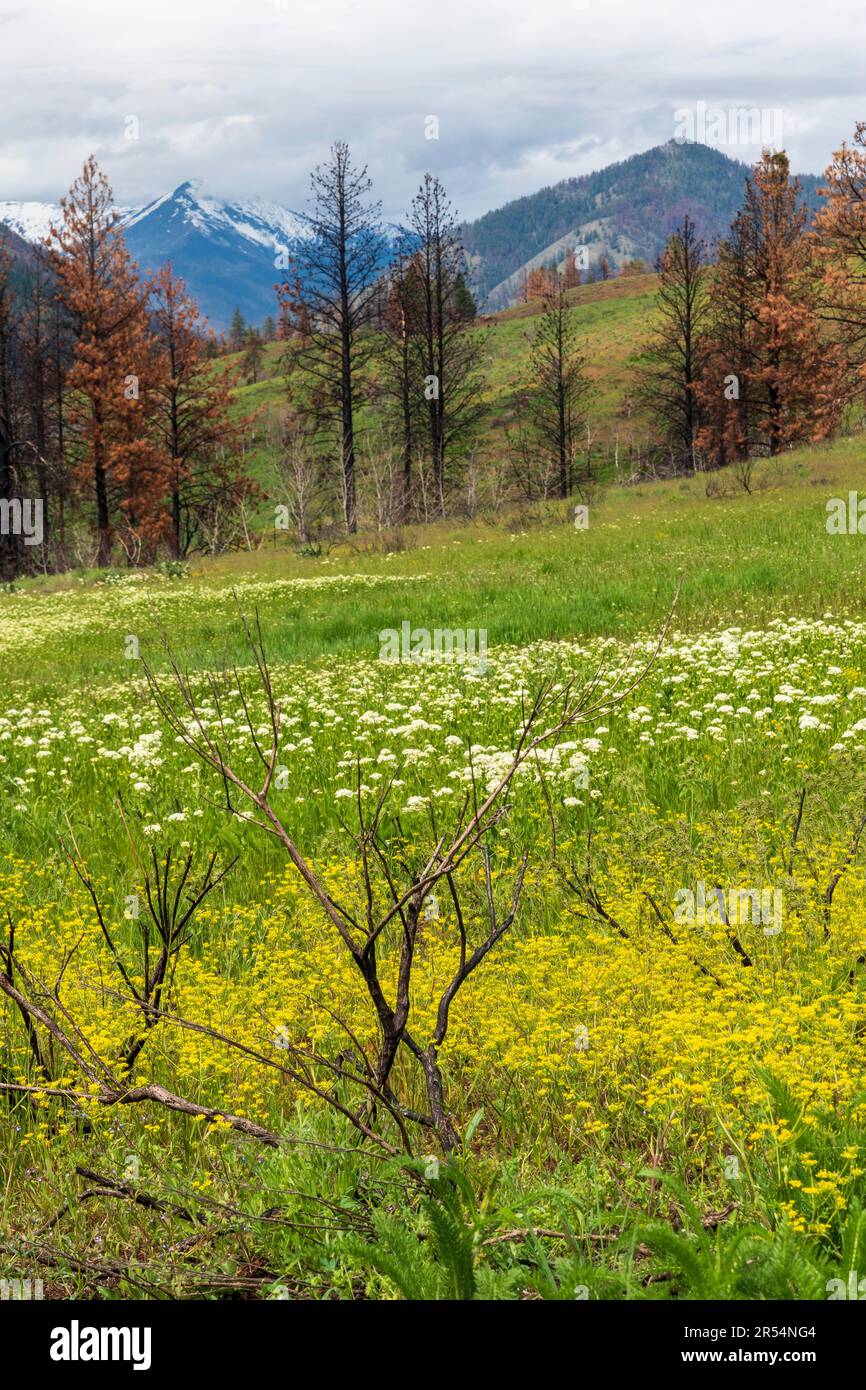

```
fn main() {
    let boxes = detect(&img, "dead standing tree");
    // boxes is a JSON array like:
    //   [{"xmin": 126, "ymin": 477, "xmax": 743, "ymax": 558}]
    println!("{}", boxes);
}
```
[
  {"xmin": 64, "ymin": 833, "xmax": 237, "ymax": 1074},
  {"xmin": 281, "ymin": 142, "xmax": 383, "ymax": 534}
]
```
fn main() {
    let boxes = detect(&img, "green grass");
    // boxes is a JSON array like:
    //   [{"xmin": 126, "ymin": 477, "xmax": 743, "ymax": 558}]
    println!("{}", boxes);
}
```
[
  {"xmin": 11, "ymin": 433, "xmax": 866, "ymax": 691},
  {"xmin": 8, "ymin": 281, "xmax": 866, "ymax": 1299},
  {"xmin": 227, "ymin": 273, "xmax": 662, "ymax": 507}
]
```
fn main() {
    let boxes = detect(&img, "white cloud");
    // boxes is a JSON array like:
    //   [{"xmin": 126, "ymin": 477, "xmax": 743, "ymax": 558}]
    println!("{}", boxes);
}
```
[{"xmin": 1, "ymin": 0, "xmax": 865, "ymax": 220}]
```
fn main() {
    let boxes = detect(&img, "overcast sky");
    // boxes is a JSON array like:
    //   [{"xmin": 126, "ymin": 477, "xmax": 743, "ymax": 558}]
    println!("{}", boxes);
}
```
[{"xmin": 2, "ymin": 0, "xmax": 865, "ymax": 221}]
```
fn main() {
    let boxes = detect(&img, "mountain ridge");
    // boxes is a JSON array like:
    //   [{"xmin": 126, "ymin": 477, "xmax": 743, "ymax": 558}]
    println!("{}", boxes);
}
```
[
  {"xmin": 0, "ymin": 142, "xmax": 829, "ymax": 325},
  {"xmin": 0, "ymin": 184, "xmax": 314, "ymax": 330},
  {"xmin": 462, "ymin": 140, "xmax": 826, "ymax": 309}
]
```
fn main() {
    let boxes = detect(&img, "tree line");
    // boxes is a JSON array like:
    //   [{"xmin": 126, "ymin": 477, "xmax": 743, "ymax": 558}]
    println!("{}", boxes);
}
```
[
  {"xmin": 274, "ymin": 142, "xmax": 597, "ymax": 537},
  {"xmin": 0, "ymin": 156, "xmax": 261, "ymax": 580},
  {"xmin": 5, "ymin": 126, "xmax": 866, "ymax": 576},
  {"xmin": 637, "ymin": 133, "xmax": 866, "ymax": 480}
]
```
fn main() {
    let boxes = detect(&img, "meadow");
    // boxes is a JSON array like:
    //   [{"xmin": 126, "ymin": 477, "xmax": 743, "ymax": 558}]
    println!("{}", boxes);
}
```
[{"xmin": 5, "ymin": 437, "xmax": 866, "ymax": 1300}]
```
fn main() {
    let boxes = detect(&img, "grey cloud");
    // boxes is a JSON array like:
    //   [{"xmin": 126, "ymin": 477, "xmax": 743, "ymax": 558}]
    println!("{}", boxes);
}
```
[{"xmin": 1, "ymin": 0, "xmax": 865, "ymax": 221}]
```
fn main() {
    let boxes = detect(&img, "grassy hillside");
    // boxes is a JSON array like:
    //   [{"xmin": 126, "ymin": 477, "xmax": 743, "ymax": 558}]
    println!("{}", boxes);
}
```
[
  {"xmin": 9, "ymin": 431, "xmax": 866, "ymax": 683},
  {"xmin": 230, "ymin": 272, "xmax": 662, "ymax": 513}
]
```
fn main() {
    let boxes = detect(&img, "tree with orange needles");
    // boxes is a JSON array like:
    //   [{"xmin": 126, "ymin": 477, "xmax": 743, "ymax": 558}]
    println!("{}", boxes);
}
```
[
  {"xmin": 697, "ymin": 151, "xmax": 847, "ymax": 468},
  {"xmin": 814, "ymin": 122, "xmax": 866, "ymax": 379},
  {"xmin": 50, "ymin": 156, "xmax": 165, "ymax": 565},
  {"xmin": 150, "ymin": 263, "xmax": 256, "ymax": 557},
  {"xmin": 560, "ymin": 245, "xmax": 581, "ymax": 291},
  {"xmin": 524, "ymin": 264, "xmax": 557, "ymax": 302}
]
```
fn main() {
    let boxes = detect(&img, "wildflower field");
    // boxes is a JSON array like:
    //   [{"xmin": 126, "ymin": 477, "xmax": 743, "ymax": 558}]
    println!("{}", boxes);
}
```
[{"xmin": 5, "ymin": 443, "xmax": 866, "ymax": 1300}]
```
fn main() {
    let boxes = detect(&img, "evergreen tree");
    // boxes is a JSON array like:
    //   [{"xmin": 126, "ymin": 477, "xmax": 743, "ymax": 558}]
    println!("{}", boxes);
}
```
[
  {"xmin": 50, "ymin": 157, "xmax": 166, "ymax": 565},
  {"xmin": 0, "ymin": 244, "xmax": 24, "ymax": 580},
  {"xmin": 378, "ymin": 239, "xmax": 425, "ymax": 520},
  {"xmin": 229, "ymin": 306, "xmax": 247, "ymax": 353},
  {"xmin": 405, "ymin": 174, "xmax": 486, "ymax": 513},
  {"xmin": 281, "ymin": 141, "xmax": 383, "ymax": 532},
  {"xmin": 815, "ymin": 122, "xmax": 866, "ymax": 380},
  {"xmin": 452, "ymin": 272, "xmax": 477, "ymax": 322},
  {"xmin": 636, "ymin": 216, "xmax": 710, "ymax": 470},
  {"xmin": 150, "ymin": 263, "xmax": 255, "ymax": 556},
  {"xmin": 560, "ymin": 245, "xmax": 581, "ymax": 291},
  {"xmin": 697, "ymin": 152, "xmax": 847, "ymax": 465},
  {"xmin": 242, "ymin": 327, "xmax": 265, "ymax": 384}
]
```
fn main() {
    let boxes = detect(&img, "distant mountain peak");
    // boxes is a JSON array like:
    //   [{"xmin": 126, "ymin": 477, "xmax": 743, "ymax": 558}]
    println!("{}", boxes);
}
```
[
  {"xmin": 463, "ymin": 140, "xmax": 825, "ymax": 310},
  {"xmin": 0, "ymin": 199, "xmax": 61, "ymax": 243},
  {"xmin": 0, "ymin": 179, "xmax": 397, "ymax": 328}
]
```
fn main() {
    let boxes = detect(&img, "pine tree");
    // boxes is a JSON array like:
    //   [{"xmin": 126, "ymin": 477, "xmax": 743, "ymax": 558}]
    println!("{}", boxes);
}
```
[
  {"xmin": 229, "ymin": 307, "xmax": 247, "ymax": 353},
  {"xmin": 814, "ymin": 122, "xmax": 866, "ymax": 378},
  {"xmin": 20, "ymin": 246, "xmax": 72, "ymax": 554},
  {"xmin": 150, "ymin": 263, "xmax": 255, "ymax": 557},
  {"xmin": 378, "ymin": 239, "xmax": 425, "ymax": 520},
  {"xmin": 242, "ymin": 327, "xmax": 265, "ymax": 384},
  {"xmin": 281, "ymin": 142, "xmax": 383, "ymax": 532},
  {"xmin": 405, "ymin": 174, "xmax": 486, "ymax": 514},
  {"xmin": 0, "ymin": 244, "xmax": 24, "ymax": 580},
  {"xmin": 697, "ymin": 151, "xmax": 847, "ymax": 466},
  {"xmin": 452, "ymin": 272, "xmax": 477, "ymax": 322},
  {"xmin": 50, "ymin": 157, "xmax": 166, "ymax": 565},
  {"xmin": 560, "ymin": 246, "xmax": 581, "ymax": 291},
  {"xmin": 636, "ymin": 216, "xmax": 710, "ymax": 470},
  {"xmin": 526, "ymin": 276, "xmax": 592, "ymax": 498},
  {"xmin": 525, "ymin": 265, "xmax": 556, "ymax": 301}
]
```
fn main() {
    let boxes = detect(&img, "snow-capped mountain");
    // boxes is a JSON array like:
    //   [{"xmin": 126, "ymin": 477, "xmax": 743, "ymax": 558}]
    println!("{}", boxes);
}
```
[
  {"xmin": 120, "ymin": 181, "xmax": 315, "ymax": 329},
  {"xmin": 0, "ymin": 181, "xmax": 316, "ymax": 329},
  {"xmin": 0, "ymin": 200, "xmax": 64, "ymax": 243},
  {"xmin": 1, "ymin": 179, "xmax": 398, "ymax": 329},
  {"xmin": 124, "ymin": 180, "xmax": 310, "ymax": 247}
]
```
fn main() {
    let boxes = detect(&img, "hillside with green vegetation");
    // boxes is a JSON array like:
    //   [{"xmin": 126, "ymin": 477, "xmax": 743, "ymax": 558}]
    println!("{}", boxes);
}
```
[
  {"xmin": 461, "ymin": 141, "xmax": 824, "ymax": 308},
  {"xmin": 231, "ymin": 271, "xmax": 663, "ymax": 517}
]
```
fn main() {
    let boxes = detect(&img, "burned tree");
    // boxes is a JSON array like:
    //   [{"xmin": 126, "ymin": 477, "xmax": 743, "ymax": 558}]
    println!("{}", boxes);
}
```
[
  {"xmin": 636, "ymin": 216, "xmax": 710, "ymax": 472},
  {"xmin": 526, "ymin": 275, "xmax": 593, "ymax": 499},
  {"xmin": 283, "ymin": 142, "xmax": 383, "ymax": 533},
  {"xmin": 405, "ymin": 175, "xmax": 486, "ymax": 516}
]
